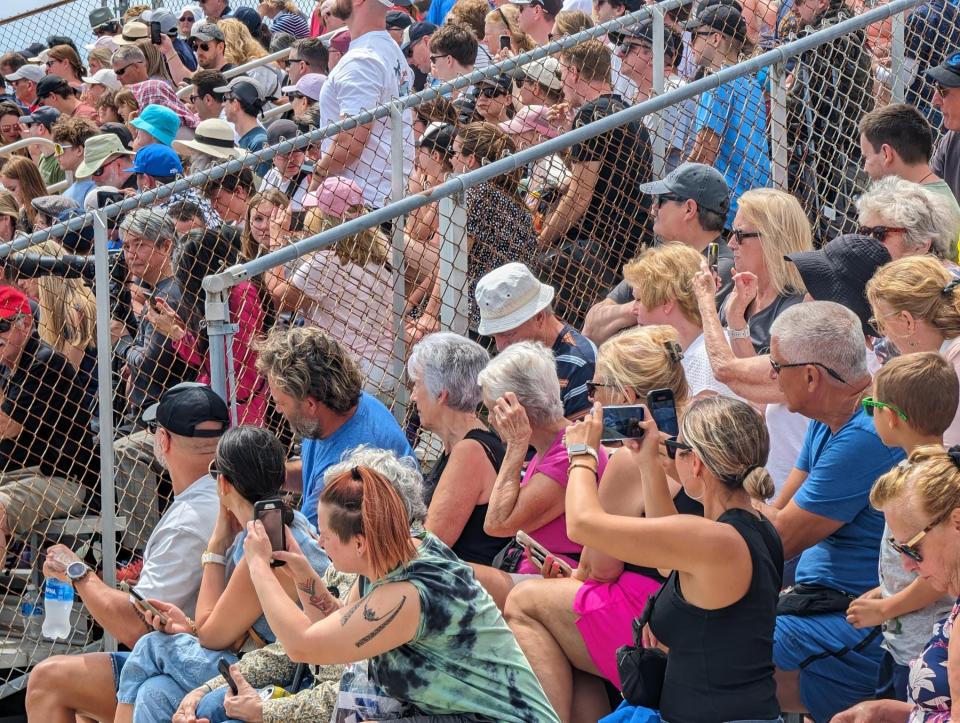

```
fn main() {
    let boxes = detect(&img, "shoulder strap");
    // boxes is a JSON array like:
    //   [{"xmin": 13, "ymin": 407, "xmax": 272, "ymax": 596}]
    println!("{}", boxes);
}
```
[{"xmin": 464, "ymin": 427, "xmax": 502, "ymax": 469}]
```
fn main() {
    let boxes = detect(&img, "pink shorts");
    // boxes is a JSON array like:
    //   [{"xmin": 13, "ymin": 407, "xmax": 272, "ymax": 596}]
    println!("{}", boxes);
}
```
[{"xmin": 574, "ymin": 571, "xmax": 662, "ymax": 688}]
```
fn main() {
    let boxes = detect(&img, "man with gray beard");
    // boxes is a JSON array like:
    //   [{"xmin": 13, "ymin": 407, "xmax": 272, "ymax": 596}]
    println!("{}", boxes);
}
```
[{"xmin": 254, "ymin": 326, "xmax": 414, "ymax": 526}]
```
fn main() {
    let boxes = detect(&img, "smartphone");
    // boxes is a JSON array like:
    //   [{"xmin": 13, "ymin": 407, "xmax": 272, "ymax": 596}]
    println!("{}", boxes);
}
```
[
  {"xmin": 647, "ymin": 389, "xmax": 680, "ymax": 458},
  {"xmin": 516, "ymin": 530, "xmax": 573, "ymax": 576},
  {"xmin": 150, "ymin": 20, "xmax": 162, "ymax": 45},
  {"xmin": 601, "ymin": 404, "xmax": 645, "ymax": 442},
  {"xmin": 126, "ymin": 584, "xmax": 169, "ymax": 626},
  {"xmin": 218, "ymin": 657, "xmax": 239, "ymax": 695},
  {"xmin": 707, "ymin": 242, "xmax": 720, "ymax": 274},
  {"xmin": 499, "ymin": 34, "xmax": 511, "ymax": 50},
  {"xmin": 254, "ymin": 498, "xmax": 287, "ymax": 567},
  {"xmin": 146, "ymin": 288, "xmax": 162, "ymax": 310}
]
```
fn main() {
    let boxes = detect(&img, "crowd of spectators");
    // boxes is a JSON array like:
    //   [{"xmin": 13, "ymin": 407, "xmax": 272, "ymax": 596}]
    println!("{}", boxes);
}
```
[{"xmin": 0, "ymin": 0, "xmax": 957, "ymax": 720}]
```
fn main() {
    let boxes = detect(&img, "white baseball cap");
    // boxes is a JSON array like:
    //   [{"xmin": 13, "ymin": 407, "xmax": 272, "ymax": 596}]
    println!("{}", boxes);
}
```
[
  {"xmin": 475, "ymin": 262, "xmax": 555, "ymax": 336},
  {"xmin": 81, "ymin": 68, "xmax": 122, "ymax": 91}
]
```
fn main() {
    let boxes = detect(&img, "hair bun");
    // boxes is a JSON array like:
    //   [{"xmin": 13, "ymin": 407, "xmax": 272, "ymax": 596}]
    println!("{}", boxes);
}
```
[{"xmin": 742, "ymin": 465, "xmax": 774, "ymax": 501}]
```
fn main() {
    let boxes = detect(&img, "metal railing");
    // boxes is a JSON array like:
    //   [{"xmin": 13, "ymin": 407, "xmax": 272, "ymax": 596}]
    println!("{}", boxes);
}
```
[{"xmin": 0, "ymin": 138, "xmax": 72, "ymax": 193}]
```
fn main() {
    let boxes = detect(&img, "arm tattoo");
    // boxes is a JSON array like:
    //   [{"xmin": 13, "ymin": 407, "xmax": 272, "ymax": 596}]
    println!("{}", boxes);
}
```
[
  {"xmin": 130, "ymin": 601, "xmax": 152, "ymax": 634},
  {"xmin": 296, "ymin": 577, "xmax": 339, "ymax": 616},
  {"xmin": 340, "ymin": 598, "xmax": 364, "ymax": 627},
  {"xmin": 354, "ymin": 595, "xmax": 407, "ymax": 648}
]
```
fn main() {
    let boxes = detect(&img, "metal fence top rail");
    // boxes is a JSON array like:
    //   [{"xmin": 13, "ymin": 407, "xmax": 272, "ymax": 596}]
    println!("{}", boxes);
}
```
[
  {"xmin": 0, "ymin": 0, "xmax": 691, "ymax": 259},
  {"xmin": 202, "ymin": 0, "xmax": 923, "ymax": 295}
]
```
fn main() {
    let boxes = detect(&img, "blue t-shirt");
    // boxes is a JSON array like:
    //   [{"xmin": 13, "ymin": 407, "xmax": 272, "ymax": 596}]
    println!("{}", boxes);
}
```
[
  {"xmin": 237, "ymin": 125, "xmax": 269, "ymax": 178},
  {"xmin": 299, "ymin": 392, "xmax": 415, "ymax": 525},
  {"xmin": 63, "ymin": 179, "xmax": 95, "ymax": 208},
  {"xmin": 426, "ymin": 0, "xmax": 457, "ymax": 25},
  {"xmin": 793, "ymin": 407, "xmax": 905, "ymax": 595},
  {"xmin": 694, "ymin": 72, "xmax": 771, "ymax": 227},
  {"xmin": 552, "ymin": 324, "xmax": 596, "ymax": 419}
]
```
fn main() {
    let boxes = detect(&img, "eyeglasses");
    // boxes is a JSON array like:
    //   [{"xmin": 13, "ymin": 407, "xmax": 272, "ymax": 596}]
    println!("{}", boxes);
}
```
[
  {"xmin": 857, "ymin": 225, "xmax": 908, "ymax": 242},
  {"xmin": 769, "ymin": 358, "xmax": 850, "ymax": 385},
  {"xmin": 114, "ymin": 62, "xmax": 141, "ymax": 77},
  {"xmin": 730, "ymin": 228, "xmax": 762, "ymax": 243},
  {"xmin": 664, "ymin": 438, "xmax": 692, "ymax": 460},
  {"xmin": 188, "ymin": 94, "xmax": 199, "ymax": 103},
  {"xmin": 92, "ymin": 155, "xmax": 118, "ymax": 177},
  {"xmin": 54, "ymin": 143, "xmax": 72, "ymax": 156},
  {"xmin": 887, "ymin": 509, "xmax": 952, "ymax": 563},
  {"xmin": 861, "ymin": 396, "xmax": 908, "ymax": 421},
  {"xmin": 0, "ymin": 124, "xmax": 19, "ymax": 134},
  {"xmin": 429, "ymin": 54, "xmax": 450, "ymax": 63},
  {"xmin": 0, "ymin": 314, "xmax": 27, "ymax": 334},
  {"xmin": 585, "ymin": 381, "xmax": 611, "ymax": 399},
  {"xmin": 222, "ymin": 92, "xmax": 235, "ymax": 101},
  {"xmin": 208, "ymin": 460, "xmax": 220, "ymax": 478},
  {"xmin": 868, "ymin": 308, "xmax": 901, "ymax": 335},
  {"xmin": 654, "ymin": 193, "xmax": 684, "ymax": 207}
]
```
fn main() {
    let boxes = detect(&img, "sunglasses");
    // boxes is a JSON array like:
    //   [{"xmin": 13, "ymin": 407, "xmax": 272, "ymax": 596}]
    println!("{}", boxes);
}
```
[
  {"xmin": 887, "ymin": 509, "xmax": 952, "ymax": 563},
  {"xmin": 730, "ymin": 228, "xmax": 761, "ymax": 243},
  {"xmin": 654, "ymin": 193, "xmax": 684, "ymax": 207},
  {"xmin": 663, "ymin": 438, "xmax": 692, "ymax": 460},
  {"xmin": 857, "ymin": 225, "xmax": 908, "ymax": 242},
  {"xmin": 288, "ymin": 91, "xmax": 305, "ymax": 100},
  {"xmin": 769, "ymin": 358, "xmax": 850, "ymax": 385},
  {"xmin": 45, "ymin": 60, "xmax": 58, "ymax": 67},
  {"xmin": 54, "ymin": 142, "xmax": 73, "ymax": 156},
  {"xmin": 585, "ymin": 381, "xmax": 611, "ymax": 399},
  {"xmin": 92, "ymin": 155, "xmax": 119, "ymax": 177},
  {"xmin": 861, "ymin": 396, "xmax": 907, "ymax": 421},
  {"xmin": 283, "ymin": 57, "xmax": 304, "ymax": 67},
  {"xmin": 181, "ymin": 15, "xmax": 195, "ymax": 21},
  {"xmin": 115, "ymin": 62, "xmax": 141, "ymax": 77},
  {"xmin": 191, "ymin": 41, "xmax": 214, "ymax": 52},
  {"xmin": 479, "ymin": 85, "xmax": 509, "ymax": 98},
  {"xmin": 0, "ymin": 314, "xmax": 27, "ymax": 334}
]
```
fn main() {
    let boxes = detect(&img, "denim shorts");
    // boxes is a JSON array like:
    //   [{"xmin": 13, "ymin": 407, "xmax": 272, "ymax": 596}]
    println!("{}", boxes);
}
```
[{"xmin": 110, "ymin": 651, "xmax": 131, "ymax": 689}]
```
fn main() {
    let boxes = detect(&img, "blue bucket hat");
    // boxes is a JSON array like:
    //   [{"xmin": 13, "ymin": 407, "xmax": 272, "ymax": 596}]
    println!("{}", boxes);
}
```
[
  {"xmin": 130, "ymin": 104, "xmax": 181, "ymax": 146},
  {"xmin": 124, "ymin": 144, "xmax": 184, "ymax": 178}
]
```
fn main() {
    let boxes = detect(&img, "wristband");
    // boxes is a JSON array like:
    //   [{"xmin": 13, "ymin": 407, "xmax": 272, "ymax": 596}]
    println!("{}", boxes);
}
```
[
  {"xmin": 568, "ymin": 462, "xmax": 598, "ymax": 476},
  {"xmin": 727, "ymin": 324, "xmax": 751, "ymax": 340},
  {"xmin": 201, "ymin": 552, "xmax": 227, "ymax": 567}
]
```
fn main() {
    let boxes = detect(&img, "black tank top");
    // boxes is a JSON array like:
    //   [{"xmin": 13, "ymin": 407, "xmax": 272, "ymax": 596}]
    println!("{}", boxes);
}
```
[
  {"xmin": 623, "ymin": 489, "xmax": 704, "ymax": 584},
  {"xmin": 423, "ymin": 428, "xmax": 512, "ymax": 566},
  {"xmin": 649, "ymin": 508, "xmax": 784, "ymax": 723}
]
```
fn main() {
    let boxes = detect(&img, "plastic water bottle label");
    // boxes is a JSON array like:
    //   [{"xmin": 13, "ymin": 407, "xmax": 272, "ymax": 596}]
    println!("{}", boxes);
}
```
[{"xmin": 44, "ymin": 580, "xmax": 74, "ymax": 603}]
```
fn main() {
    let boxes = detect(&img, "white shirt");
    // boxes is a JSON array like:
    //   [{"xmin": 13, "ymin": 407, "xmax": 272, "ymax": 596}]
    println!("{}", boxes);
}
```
[
  {"xmin": 562, "ymin": 0, "xmax": 593, "ymax": 13},
  {"xmin": 764, "ymin": 403, "xmax": 810, "ymax": 497},
  {"xmin": 133, "ymin": 474, "xmax": 219, "ymax": 617},
  {"xmin": 318, "ymin": 29, "xmax": 415, "ymax": 208},
  {"xmin": 609, "ymin": 50, "xmax": 638, "ymax": 102},
  {"xmin": 260, "ymin": 167, "xmax": 311, "ymax": 211},
  {"xmin": 681, "ymin": 333, "xmax": 741, "ymax": 399}
]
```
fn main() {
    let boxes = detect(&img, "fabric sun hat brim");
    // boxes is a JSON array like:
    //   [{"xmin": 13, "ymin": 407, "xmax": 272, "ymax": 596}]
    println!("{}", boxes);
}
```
[{"xmin": 476, "ymin": 282, "xmax": 555, "ymax": 336}]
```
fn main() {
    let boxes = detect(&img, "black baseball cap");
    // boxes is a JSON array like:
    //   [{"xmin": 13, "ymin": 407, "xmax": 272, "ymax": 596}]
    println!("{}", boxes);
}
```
[
  {"xmin": 927, "ymin": 49, "xmax": 960, "ymax": 89},
  {"xmin": 685, "ymin": 3, "xmax": 747, "ymax": 42},
  {"xmin": 638, "ymin": 162, "xmax": 730, "ymax": 216},
  {"xmin": 142, "ymin": 382, "xmax": 230, "ymax": 437},
  {"xmin": 19, "ymin": 106, "xmax": 61, "ymax": 130},
  {"xmin": 387, "ymin": 10, "xmax": 414, "ymax": 30},
  {"xmin": 400, "ymin": 21, "xmax": 438, "ymax": 51},
  {"xmin": 36, "ymin": 74, "xmax": 74, "ymax": 100}
]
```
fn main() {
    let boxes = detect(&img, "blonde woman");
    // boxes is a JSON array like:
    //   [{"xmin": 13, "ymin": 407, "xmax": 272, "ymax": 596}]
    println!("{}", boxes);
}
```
[
  {"xmin": 484, "ymin": 5, "xmax": 535, "ymax": 55},
  {"xmin": 720, "ymin": 188, "xmax": 812, "ymax": 356},
  {"xmin": 505, "ymin": 324, "xmax": 695, "ymax": 722},
  {"xmin": 867, "ymin": 255, "xmax": 960, "ymax": 444},
  {"xmin": 135, "ymin": 39, "xmax": 175, "ymax": 86},
  {"xmin": 219, "ymin": 19, "xmax": 282, "ymax": 98},
  {"xmin": 552, "ymin": 10, "xmax": 593, "ymax": 38},
  {"xmin": 86, "ymin": 47, "xmax": 115, "ymax": 76},
  {"xmin": 258, "ymin": 0, "xmax": 310, "ymax": 38},
  {"xmin": 265, "ymin": 176, "xmax": 394, "ymax": 391}
]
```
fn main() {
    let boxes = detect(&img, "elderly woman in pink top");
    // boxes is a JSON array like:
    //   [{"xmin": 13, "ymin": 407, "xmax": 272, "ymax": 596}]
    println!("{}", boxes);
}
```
[{"xmin": 265, "ymin": 176, "xmax": 395, "ymax": 395}]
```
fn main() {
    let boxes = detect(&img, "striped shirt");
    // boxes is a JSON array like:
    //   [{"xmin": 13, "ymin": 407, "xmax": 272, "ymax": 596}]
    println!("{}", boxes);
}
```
[{"xmin": 552, "ymin": 323, "xmax": 596, "ymax": 419}]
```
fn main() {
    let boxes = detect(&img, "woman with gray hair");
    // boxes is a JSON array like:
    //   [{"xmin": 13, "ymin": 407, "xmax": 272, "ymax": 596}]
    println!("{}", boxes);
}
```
[
  {"xmin": 477, "ymin": 342, "xmax": 608, "ymax": 597},
  {"xmin": 408, "ymin": 332, "xmax": 511, "ymax": 567},
  {"xmin": 856, "ymin": 176, "xmax": 960, "ymax": 262}
]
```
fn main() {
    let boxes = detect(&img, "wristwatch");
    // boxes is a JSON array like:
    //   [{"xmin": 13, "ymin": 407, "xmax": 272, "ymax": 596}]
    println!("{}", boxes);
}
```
[
  {"xmin": 66, "ymin": 560, "xmax": 91, "ymax": 583},
  {"xmin": 727, "ymin": 324, "xmax": 751, "ymax": 340},
  {"xmin": 566, "ymin": 443, "xmax": 598, "ymax": 463}
]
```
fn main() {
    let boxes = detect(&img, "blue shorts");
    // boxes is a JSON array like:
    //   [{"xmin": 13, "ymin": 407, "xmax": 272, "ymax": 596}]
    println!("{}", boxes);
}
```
[
  {"xmin": 774, "ymin": 612, "xmax": 884, "ymax": 723},
  {"xmin": 110, "ymin": 651, "xmax": 131, "ymax": 689}
]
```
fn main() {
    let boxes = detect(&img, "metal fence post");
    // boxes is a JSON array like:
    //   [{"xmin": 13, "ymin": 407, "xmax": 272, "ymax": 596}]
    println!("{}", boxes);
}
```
[
  {"xmin": 204, "ymin": 287, "xmax": 236, "ymax": 419},
  {"xmin": 769, "ymin": 63, "xmax": 789, "ymax": 191},
  {"xmin": 650, "ymin": 5, "xmax": 667, "ymax": 179},
  {"xmin": 890, "ymin": 10, "xmax": 907, "ymax": 103},
  {"xmin": 437, "ymin": 193, "xmax": 469, "ymax": 335},
  {"xmin": 92, "ymin": 211, "xmax": 117, "ymax": 653},
  {"xmin": 388, "ymin": 102, "xmax": 409, "ymax": 421}
]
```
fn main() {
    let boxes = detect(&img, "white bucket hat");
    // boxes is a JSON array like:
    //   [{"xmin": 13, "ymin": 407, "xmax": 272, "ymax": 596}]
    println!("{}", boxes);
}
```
[
  {"xmin": 475, "ymin": 262, "xmax": 555, "ymax": 336},
  {"xmin": 173, "ymin": 118, "xmax": 247, "ymax": 160}
]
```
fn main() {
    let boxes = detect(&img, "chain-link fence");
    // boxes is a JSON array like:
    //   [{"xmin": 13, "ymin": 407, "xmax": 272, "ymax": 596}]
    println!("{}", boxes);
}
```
[{"xmin": 0, "ymin": 0, "xmax": 945, "ymax": 703}]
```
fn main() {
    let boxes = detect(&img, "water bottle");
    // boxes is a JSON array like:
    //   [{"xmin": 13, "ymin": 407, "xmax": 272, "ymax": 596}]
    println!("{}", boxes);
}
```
[
  {"xmin": 19, "ymin": 584, "xmax": 43, "ymax": 641},
  {"xmin": 41, "ymin": 578, "xmax": 73, "ymax": 640}
]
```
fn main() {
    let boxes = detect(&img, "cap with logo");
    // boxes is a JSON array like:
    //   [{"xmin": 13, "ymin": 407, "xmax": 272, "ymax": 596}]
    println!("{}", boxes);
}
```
[
  {"xmin": 18, "ymin": 106, "xmax": 61, "ymax": 130},
  {"xmin": 173, "ymin": 118, "xmax": 246, "ymax": 160},
  {"xmin": 0, "ymin": 287, "xmax": 31, "ymax": 320},
  {"xmin": 400, "ymin": 22, "xmax": 437, "ymax": 51},
  {"xmin": 387, "ymin": 10, "xmax": 414, "ymax": 30},
  {"xmin": 927, "ymin": 49, "xmax": 960, "ymax": 89},
  {"xmin": 142, "ymin": 9, "xmax": 179, "ymax": 35},
  {"xmin": 36, "ymin": 74, "xmax": 74, "ymax": 100},
  {"xmin": 637, "ymin": 162, "xmax": 731, "ymax": 216},
  {"xmin": 75, "ymin": 132, "xmax": 136, "ymax": 179},
  {"xmin": 684, "ymin": 3, "xmax": 747, "ymax": 42},
  {"xmin": 281, "ymin": 72, "xmax": 326, "ymax": 101},
  {"xmin": 114, "ymin": 21, "xmax": 150, "ymax": 45},
  {"xmin": 141, "ymin": 382, "xmax": 230, "ymax": 437},
  {"xmin": 475, "ymin": 262, "xmax": 556, "ymax": 336},
  {"xmin": 509, "ymin": 0, "xmax": 563, "ymax": 16},
  {"xmin": 124, "ymin": 144, "xmax": 184, "ymax": 177},
  {"xmin": 213, "ymin": 76, "xmax": 265, "ymax": 109},
  {"xmin": 190, "ymin": 22, "xmax": 225, "ymax": 42},
  {"xmin": 130, "ymin": 104, "xmax": 182, "ymax": 146},
  {"xmin": 81, "ymin": 68, "xmax": 122, "ymax": 91},
  {"xmin": 4, "ymin": 65, "xmax": 45, "ymax": 84}
]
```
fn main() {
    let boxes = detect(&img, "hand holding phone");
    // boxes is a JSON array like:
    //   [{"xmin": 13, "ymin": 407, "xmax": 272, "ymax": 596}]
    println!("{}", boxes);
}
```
[
  {"xmin": 218, "ymin": 657, "xmax": 239, "ymax": 695},
  {"xmin": 707, "ymin": 242, "xmax": 720, "ymax": 275},
  {"xmin": 516, "ymin": 531, "xmax": 573, "ymax": 576},
  {"xmin": 601, "ymin": 404, "xmax": 645, "ymax": 442},
  {"xmin": 254, "ymin": 498, "xmax": 288, "ymax": 567},
  {"xmin": 499, "ymin": 34, "xmax": 511, "ymax": 50},
  {"xmin": 150, "ymin": 21, "xmax": 162, "ymax": 45},
  {"xmin": 122, "ymin": 583, "xmax": 170, "ymax": 626}
]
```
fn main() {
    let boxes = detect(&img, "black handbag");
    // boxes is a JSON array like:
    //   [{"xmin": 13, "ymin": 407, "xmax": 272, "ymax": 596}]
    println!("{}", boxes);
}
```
[{"xmin": 616, "ymin": 584, "xmax": 667, "ymax": 709}]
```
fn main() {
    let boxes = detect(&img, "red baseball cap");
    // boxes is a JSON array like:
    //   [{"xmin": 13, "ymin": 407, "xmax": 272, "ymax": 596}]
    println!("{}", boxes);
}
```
[{"xmin": 0, "ymin": 287, "xmax": 30, "ymax": 320}]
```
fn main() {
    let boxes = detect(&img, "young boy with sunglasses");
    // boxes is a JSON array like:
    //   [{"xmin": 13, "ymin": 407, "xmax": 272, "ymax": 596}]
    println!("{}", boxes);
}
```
[{"xmin": 848, "ymin": 351, "xmax": 958, "ymax": 701}]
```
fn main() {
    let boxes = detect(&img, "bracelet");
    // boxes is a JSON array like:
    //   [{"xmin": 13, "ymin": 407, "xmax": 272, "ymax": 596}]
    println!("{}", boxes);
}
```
[
  {"xmin": 185, "ymin": 615, "xmax": 198, "ymax": 636},
  {"xmin": 568, "ymin": 462, "xmax": 598, "ymax": 476},
  {"xmin": 727, "ymin": 324, "xmax": 751, "ymax": 340},
  {"xmin": 201, "ymin": 551, "xmax": 227, "ymax": 567}
]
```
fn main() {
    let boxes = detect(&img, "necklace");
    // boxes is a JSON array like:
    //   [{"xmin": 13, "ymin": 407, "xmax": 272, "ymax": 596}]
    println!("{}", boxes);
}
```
[{"xmin": 918, "ymin": 170, "xmax": 936, "ymax": 185}]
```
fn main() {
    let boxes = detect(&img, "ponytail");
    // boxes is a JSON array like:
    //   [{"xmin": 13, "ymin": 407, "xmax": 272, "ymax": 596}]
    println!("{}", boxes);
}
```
[{"xmin": 321, "ymin": 465, "xmax": 417, "ymax": 578}]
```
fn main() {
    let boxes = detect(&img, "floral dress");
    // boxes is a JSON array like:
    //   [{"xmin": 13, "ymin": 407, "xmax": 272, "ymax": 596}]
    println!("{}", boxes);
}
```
[{"xmin": 908, "ymin": 597, "xmax": 959, "ymax": 722}]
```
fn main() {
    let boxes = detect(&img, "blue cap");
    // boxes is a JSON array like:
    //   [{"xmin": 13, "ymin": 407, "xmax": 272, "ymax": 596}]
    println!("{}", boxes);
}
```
[
  {"xmin": 18, "ymin": 106, "xmax": 61, "ymax": 130},
  {"xmin": 129, "ymin": 104, "xmax": 181, "ymax": 146},
  {"xmin": 124, "ymin": 144, "xmax": 184, "ymax": 177}
]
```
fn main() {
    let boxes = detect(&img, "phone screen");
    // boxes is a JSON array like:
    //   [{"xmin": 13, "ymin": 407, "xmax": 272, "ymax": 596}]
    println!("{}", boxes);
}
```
[
  {"xmin": 601, "ymin": 405, "xmax": 645, "ymax": 442},
  {"xmin": 707, "ymin": 242, "xmax": 719, "ymax": 273},
  {"xmin": 255, "ymin": 501, "xmax": 287, "ymax": 566},
  {"xmin": 499, "ymin": 34, "xmax": 511, "ymax": 50},
  {"xmin": 647, "ymin": 391, "xmax": 679, "ymax": 438},
  {"xmin": 150, "ymin": 21, "xmax": 162, "ymax": 44}
]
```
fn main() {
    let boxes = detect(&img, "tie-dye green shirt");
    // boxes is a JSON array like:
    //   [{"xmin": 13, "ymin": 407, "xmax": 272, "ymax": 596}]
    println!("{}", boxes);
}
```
[{"xmin": 361, "ymin": 534, "xmax": 560, "ymax": 723}]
